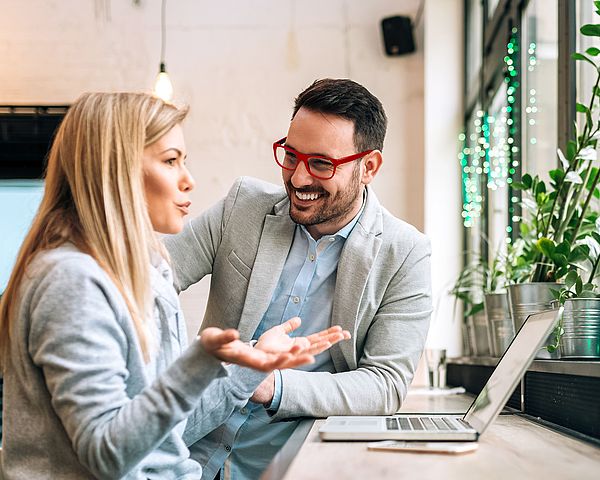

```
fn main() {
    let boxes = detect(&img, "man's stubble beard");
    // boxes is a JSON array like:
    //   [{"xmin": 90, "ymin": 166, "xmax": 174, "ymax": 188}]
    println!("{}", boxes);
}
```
[{"xmin": 286, "ymin": 162, "xmax": 363, "ymax": 227}]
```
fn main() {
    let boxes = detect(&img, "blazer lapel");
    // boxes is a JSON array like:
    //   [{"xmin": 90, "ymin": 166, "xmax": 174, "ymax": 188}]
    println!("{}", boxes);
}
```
[
  {"xmin": 238, "ymin": 201, "xmax": 295, "ymax": 341},
  {"xmin": 330, "ymin": 187, "xmax": 383, "ymax": 371}
]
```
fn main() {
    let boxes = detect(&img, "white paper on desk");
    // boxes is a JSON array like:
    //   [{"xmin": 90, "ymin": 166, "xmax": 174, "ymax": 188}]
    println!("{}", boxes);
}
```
[{"xmin": 407, "ymin": 386, "xmax": 466, "ymax": 396}]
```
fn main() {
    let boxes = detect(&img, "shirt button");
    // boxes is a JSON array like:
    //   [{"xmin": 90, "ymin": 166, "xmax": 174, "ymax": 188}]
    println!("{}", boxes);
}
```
[
  {"xmin": 240, "ymin": 407, "xmax": 248, "ymax": 415},
  {"xmin": 309, "ymin": 254, "xmax": 315, "ymax": 261},
  {"xmin": 329, "ymin": 237, "xmax": 336, "ymax": 242},
  {"xmin": 225, "ymin": 444, "xmax": 232, "ymax": 452},
  {"xmin": 292, "ymin": 296, "xmax": 300, "ymax": 304}
]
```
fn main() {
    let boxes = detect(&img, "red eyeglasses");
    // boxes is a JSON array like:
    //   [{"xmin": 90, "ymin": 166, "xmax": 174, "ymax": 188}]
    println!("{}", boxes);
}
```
[{"xmin": 273, "ymin": 137, "xmax": 373, "ymax": 180}]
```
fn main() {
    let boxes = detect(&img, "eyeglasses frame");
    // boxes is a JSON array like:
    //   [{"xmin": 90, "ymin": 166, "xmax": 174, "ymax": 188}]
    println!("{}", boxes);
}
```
[{"xmin": 273, "ymin": 137, "xmax": 374, "ymax": 180}]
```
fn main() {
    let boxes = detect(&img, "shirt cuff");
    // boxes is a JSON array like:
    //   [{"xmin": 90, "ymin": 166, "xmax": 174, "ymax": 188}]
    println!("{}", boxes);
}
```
[{"xmin": 266, "ymin": 369, "xmax": 283, "ymax": 412}]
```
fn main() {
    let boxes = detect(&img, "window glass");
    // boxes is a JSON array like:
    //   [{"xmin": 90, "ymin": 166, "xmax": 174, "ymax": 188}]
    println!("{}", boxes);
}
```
[
  {"xmin": 466, "ymin": 0, "xmax": 483, "ymax": 92},
  {"xmin": 577, "ymin": 1, "xmax": 598, "ymax": 133},
  {"xmin": 462, "ymin": 108, "xmax": 485, "ymax": 265},
  {"xmin": 0, "ymin": 180, "xmax": 44, "ymax": 292},
  {"xmin": 486, "ymin": 83, "xmax": 510, "ymax": 261},
  {"xmin": 487, "ymin": 0, "xmax": 500, "ymax": 19},
  {"xmin": 521, "ymin": 0, "xmax": 558, "ymax": 180}
]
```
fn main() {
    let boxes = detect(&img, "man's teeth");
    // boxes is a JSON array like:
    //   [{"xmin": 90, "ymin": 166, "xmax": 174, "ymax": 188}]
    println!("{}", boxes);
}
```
[{"xmin": 295, "ymin": 191, "xmax": 321, "ymax": 201}]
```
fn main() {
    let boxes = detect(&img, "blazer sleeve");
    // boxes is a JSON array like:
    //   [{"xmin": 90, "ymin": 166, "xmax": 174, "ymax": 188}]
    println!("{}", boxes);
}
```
[
  {"xmin": 27, "ymin": 259, "xmax": 227, "ymax": 480},
  {"xmin": 271, "ymin": 236, "xmax": 432, "ymax": 420},
  {"xmin": 163, "ymin": 177, "xmax": 244, "ymax": 293}
]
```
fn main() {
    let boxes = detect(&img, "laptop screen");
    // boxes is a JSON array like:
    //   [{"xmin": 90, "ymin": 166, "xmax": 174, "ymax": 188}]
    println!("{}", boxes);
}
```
[{"xmin": 463, "ymin": 308, "xmax": 561, "ymax": 434}]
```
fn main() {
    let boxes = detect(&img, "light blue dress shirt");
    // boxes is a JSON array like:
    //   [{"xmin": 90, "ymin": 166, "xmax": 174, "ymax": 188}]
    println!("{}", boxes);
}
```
[{"xmin": 205, "ymin": 204, "xmax": 364, "ymax": 480}]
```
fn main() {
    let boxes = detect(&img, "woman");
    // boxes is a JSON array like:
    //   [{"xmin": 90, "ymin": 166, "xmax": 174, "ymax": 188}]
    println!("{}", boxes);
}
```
[{"xmin": 0, "ymin": 92, "xmax": 347, "ymax": 479}]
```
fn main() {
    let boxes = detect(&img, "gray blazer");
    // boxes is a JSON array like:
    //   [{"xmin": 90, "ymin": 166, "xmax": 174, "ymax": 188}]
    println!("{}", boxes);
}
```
[{"xmin": 165, "ymin": 176, "xmax": 432, "ymax": 421}]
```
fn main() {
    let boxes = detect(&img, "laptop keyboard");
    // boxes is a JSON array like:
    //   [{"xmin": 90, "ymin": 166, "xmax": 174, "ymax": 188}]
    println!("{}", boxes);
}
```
[{"xmin": 386, "ymin": 416, "xmax": 467, "ymax": 431}]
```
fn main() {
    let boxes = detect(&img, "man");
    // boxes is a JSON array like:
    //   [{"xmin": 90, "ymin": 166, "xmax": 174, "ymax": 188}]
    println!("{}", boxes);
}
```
[{"xmin": 165, "ymin": 79, "xmax": 432, "ymax": 479}]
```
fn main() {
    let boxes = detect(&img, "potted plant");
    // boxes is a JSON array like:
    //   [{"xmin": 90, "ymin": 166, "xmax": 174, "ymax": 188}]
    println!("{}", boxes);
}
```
[
  {"xmin": 548, "ymin": 233, "xmax": 600, "ymax": 358},
  {"xmin": 450, "ymin": 261, "xmax": 488, "ymax": 357},
  {"xmin": 451, "ymin": 244, "xmax": 512, "ymax": 357},
  {"xmin": 482, "ymin": 246, "xmax": 515, "ymax": 357},
  {"xmin": 508, "ymin": 10, "xmax": 600, "ymax": 358}
]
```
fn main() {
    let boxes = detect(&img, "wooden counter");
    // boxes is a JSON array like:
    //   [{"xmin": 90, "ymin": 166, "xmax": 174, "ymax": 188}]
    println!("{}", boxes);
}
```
[{"xmin": 262, "ymin": 390, "xmax": 600, "ymax": 480}]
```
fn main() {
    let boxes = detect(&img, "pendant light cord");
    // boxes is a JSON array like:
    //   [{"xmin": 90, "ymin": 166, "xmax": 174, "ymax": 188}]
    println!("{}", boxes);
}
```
[{"xmin": 160, "ymin": 0, "xmax": 167, "ymax": 67}]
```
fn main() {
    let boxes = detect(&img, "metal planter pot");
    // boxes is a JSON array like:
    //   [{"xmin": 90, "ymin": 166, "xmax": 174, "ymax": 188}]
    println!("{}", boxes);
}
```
[
  {"xmin": 472, "ymin": 310, "xmax": 491, "ymax": 356},
  {"xmin": 484, "ymin": 292, "xmax": 514, "ymax": 357},
  {"xmin": 507, "ymin": 282, "xmax": 561, "ymax": 359},
  {"xmin": 560, "ymin": 298, "xmax": 600, "ymax": 359}
]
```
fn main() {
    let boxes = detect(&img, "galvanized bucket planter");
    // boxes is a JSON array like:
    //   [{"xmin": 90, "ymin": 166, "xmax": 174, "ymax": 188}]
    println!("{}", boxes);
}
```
[
  {"xmin": 484, "ymin": 292, "xmax": 514, "ymax": 357},
  {"xmin": 507, "ymin": 282, "xmax": 561, "ymax": 359},
  {"xmin": 560, "ymin": 298, "xmax": 600, "ymax": 359},
  {"xmin": 462, "ymin": 319, "xmax": 473, "ymax": 357},
  {"xmin": 472, "ymin": 310, "xmax": 491, "ymax": 356}
]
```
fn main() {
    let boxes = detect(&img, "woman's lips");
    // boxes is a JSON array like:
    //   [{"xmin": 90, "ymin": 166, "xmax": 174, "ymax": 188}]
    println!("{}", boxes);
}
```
[{"xmin": 175, "ymin": 201, "xmax": 191, "ymax": 215}]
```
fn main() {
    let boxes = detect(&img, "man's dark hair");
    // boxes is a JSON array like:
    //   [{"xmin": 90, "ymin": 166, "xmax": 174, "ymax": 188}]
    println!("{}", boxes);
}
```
[{"xmin": 292, "ymin": 78, "xmax": 387, "ymax": 152}]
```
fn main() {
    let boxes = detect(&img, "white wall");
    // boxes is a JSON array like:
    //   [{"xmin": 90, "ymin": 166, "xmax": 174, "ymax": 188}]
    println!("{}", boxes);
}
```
[
  {"xmin": 423, "ymin": 0, "xmax": 463, "ymax": 357},
  {"xmin": 2, "ymin": 1, "xmax": 465, "ymax": 357},
  {"xmin": 1, "ymin": 0, "xmax": 427, "ymax": 337}
]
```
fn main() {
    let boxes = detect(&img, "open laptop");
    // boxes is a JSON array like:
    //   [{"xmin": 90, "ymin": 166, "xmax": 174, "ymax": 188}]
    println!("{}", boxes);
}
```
[{"xmin": 319, "ymin": 308, "xmax": 562, "ymax": 441}]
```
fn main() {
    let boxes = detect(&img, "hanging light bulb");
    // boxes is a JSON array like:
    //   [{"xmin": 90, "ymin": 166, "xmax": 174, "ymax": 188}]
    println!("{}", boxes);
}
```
[
  {"xmin": 153, "ymin": 0, "xmax": 173, "ymax": 101},
  {"xmin": 154, "ymin": 62, "xmax": 173, "ymax": 101}
]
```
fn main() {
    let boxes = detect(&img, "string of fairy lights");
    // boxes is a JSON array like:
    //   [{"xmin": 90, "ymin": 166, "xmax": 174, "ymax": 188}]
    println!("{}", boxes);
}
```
[{"xmin": 460, "ymin": 26, "xmax": 531, "ymax": 235}]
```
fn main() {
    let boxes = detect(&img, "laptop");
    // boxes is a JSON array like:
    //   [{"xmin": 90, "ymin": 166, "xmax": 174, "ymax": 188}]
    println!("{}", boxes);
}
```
[{"xmin": 319, "ymin": 308, "xmax": 562, "ymax": 441}]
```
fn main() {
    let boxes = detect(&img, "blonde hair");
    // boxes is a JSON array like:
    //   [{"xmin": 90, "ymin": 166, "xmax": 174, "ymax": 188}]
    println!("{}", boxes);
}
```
[{"xmin": 0, "ymin": 92, "xmax": 188, "ymax": 364}]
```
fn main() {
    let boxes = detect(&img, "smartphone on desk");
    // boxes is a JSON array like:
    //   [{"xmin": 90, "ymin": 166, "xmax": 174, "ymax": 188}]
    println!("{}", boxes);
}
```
[{"xmin": 367, "ymin": 441, "xmax": 478, "ymax": 455}]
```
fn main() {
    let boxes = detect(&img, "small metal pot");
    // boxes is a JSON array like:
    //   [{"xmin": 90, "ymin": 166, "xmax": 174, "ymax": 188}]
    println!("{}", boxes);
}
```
[
  {"xmin": 507, "ymin": 282, "xmax": 561, "ymax": 359},
  {"xmin": 485, "ymin": 292, "xmax": 514, "ymax": 357},
  {"xmin": 560, "ymin": 298, "xmax": 600, "ymax": 359}
]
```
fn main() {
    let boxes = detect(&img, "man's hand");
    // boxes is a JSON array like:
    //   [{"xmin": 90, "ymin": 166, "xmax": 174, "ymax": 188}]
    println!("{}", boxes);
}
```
[
  {"xmin": 255, "ymin": 317, "xmax": 351, "ymax": 356},
  {"xmin": 250, "ymin": 372, "xmax": 275, "ymax": 406},
  {"xmin": 200, "ymin": 328, "xmax": 314, "ymax": 372}
]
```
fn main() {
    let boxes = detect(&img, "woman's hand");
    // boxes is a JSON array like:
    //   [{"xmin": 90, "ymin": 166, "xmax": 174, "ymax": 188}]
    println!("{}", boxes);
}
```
[
  {"xmin": 200, "ymin": 327, "xmax": 315, "ymax": 372},
  {"xmin": 255, "ymin": 317, "xmax": 351, "ymax": 356}
]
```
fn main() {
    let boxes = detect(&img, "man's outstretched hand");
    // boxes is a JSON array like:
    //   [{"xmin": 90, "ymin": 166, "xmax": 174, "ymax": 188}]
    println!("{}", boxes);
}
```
[
  {"xmin": 200, "ymin": 317, "xmax": 350, "ymax": 374},
  {"xmin": 250, "ymin": 318, "xmax": 352, "ymax": 405},
  {"xmin": 200, "ymin": 328, "xmax": 313, "ymax": 372},
  {"xmin": 255, "ymin": 317, "xmax": 351, "ymax": 356}
]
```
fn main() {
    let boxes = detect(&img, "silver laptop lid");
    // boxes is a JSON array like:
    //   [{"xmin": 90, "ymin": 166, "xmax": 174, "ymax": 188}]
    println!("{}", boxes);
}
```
[{"xmin": 463, "ymin": 308, "xmax": 562, "ymax": 435}]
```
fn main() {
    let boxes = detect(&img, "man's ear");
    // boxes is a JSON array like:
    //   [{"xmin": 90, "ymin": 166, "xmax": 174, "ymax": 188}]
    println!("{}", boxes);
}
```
[{"xmin": 361, "ymin": 150, "xmax": 383, "ymax": 185}]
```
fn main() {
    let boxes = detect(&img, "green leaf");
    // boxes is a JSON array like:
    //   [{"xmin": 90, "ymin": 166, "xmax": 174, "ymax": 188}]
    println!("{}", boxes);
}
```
[
  {"xmin": 572, "ymin": 52, "xmax": 597, "ymax": 67},
  {"xmin": 522, "ymin": 173, "xmax": 533, "ymax": 189},
  {"xmin": 581, "ymin": 24, "xmax": 600, "ymax": 37},
  {"xmin": 576, "ymin": 277, "xmax": 583, "ymax": 296},
  {"xmin": 594, "ymin": 187, "xmax": 600, "ymax": 199},
  {"xmin": 511, "ymin": 181, "xmax": 527, "ymax": 190},
  {"xmin": 580, "ymin": 290, "xmax": 598, "ymax": 298},
  {"xmin": 587, "ymin": 47, "xmax": 600, "ymax": 56},
  {"xmin": 567, "ymin": 140, "xmax": 577, "ymax": 160},
  {"xmin": 576, "ymin": 102, "xmax": 590, "ymax": 113},
  {"xmin": 535, "ymin": 180, "xmax": 546, "ymax": 196},
  {"xmin": 586, "ymin": 167, "xmax": 599, "ymax": 190},
  {"xmin": 555, "ymin": 241, "xmax": 571, "ymax": 256},
  {"xmin": 537, "ymin": 238, "xmax": 556, "ymax": 257},
  {"xmin": 565, "ymin": 270, "xmax": 578, "ymax": 288},
  {"xmin": 569, "ymin": 244, "xmax": 590, "ymax": 263},
  {"xmin": 549, "ymin": 169, "xmax": 565, "ymax": 185},
  {"xmin": 554, "ymin": 254, "xmax": 569, "ymax": 268}
]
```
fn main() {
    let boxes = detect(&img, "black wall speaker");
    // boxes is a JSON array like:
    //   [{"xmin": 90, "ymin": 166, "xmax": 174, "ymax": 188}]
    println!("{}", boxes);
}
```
[{"xmin": 381, "ymin": 15, "xmax": 415, "ymax": 56}]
